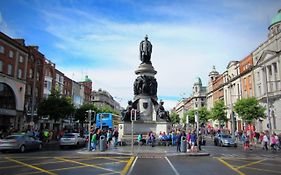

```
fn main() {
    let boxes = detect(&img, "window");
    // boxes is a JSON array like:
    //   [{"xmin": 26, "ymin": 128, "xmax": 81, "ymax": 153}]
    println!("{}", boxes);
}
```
[
  {"xmin": 0, "ymin": 46, "xmax": 4, "ymax": 53},
  {"xmin": 36, "ymin": 72, "xmax": 40, "ymax": 81},
  {"xmin": 27, "ymin": 85, "xmax": 31, "ymax": 95},
  {"xmin": 0, "ymin": 60, "xmax": 3, "ymax": 72},
  {"xmin": 258, "ymin": 85, "xmax": 261, "ymax": 96},
  {"xmin": 18, "ymin": 69, "xmax": 22, "ymax": 79},
  {"xmin": 257, "ymin": 72, "xmax": 260, "ymax": 81},
  {"xmin": 29, "ymin": 69, "xmax": 33, "ymax": 78},
  {"xmin": 9, "ymin": 50, "xmax": 14, "ymax": 58},
  {"xmin": 19, "ymin": 56, "xmax": 24, "ymax": 63},
  {"xmin": 7, "ymin": 64, "xmax": 13, "ymax": 75}
]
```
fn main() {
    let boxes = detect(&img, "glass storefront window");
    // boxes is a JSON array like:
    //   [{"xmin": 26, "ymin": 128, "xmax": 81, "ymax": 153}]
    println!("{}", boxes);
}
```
[{"xmin": 0, "ymin": 83, "xmax": 16, "ymax": 109}]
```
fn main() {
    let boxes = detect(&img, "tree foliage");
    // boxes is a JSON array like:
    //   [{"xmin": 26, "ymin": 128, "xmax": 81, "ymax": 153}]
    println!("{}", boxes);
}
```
[
  {"xmin": 198, "ymin": 107, "xmax": 210, "ymax": 124},
  {"xmin": 210, "ymin": 100, "xmax": 227, "ymax": 123},
  {"xmin": 37, "ymin": 90, "xmax": 75, "ymax": 121},
  {"xmin": 186, "ymin": 109, "xmax": 196, "ymax": 124},
  {"xmin": 170, "ymin": 111, "xmax": 180, "ymax": 124},
  {"xmin": 233, "ymin": 97, "xmax": 266, "ymax": 123},
  {"xmin": 75, "ymin": 103, "xmax": 97, "ymax": 124},
  {"xmin": 184, "ymin": 107, "xmax": 210, "ymax": 125}
]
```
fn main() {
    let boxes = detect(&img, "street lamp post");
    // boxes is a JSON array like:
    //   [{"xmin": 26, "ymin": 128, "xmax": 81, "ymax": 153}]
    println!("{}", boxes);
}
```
[
  {"xmin": 186, "ymin": 115, "xmax": 189, "ymax": 132},
  {"xmin": 228, "ymin": 84, "xmax": 235, "ymax": 139},
  {"xmin": 30, "ymin": 61, "xmax": 39, "ymax": 129},
  {"xmin": 195, "ymin": 111, "xmax": 199, "ymax": 149},
  {"xmin": 130, "ymin": 109, "xmax": 137, "ymax": 154},
  {"xmin": 87, "ymin": 110, "xmax": 93, "ymax": 151}
]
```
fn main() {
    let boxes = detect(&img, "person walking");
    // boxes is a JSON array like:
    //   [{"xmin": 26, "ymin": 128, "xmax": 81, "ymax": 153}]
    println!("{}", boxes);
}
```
[
  {"xmin": 113, "ymin": 127, "xmax": 119, "ymax": 148},
  {"xmin": 263, "ymin": 133, "xmax": 269, "ymax": 150},
  {"xmin": 91, "ymin": 131, "xmax": 97, "ymax": 151},
  {"xmin": 176, "ymin": 131, "xmax": 182, "ymax": 152},
  {"xmin": 190, "ymin": 131, "xmax": 197, "ymax": 152}
]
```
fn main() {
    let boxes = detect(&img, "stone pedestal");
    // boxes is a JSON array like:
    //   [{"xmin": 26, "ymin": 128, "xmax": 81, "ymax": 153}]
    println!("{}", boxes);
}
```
[
  {"xmin": 118, "ymin": 121, "xmax": 172, "ymax": 139},
  {"xmin": 133, "ymin": 63, "xmax": 158, "ymax": 121}
]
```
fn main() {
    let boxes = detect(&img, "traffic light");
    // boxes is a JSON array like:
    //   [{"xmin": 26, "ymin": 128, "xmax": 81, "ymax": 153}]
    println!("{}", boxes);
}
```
[{"xmin": 91, "ymin": 112, "xmax": 96, "ymax": 123}]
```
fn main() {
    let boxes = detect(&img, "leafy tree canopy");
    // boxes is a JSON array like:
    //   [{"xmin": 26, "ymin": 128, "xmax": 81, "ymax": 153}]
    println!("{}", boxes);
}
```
[
  {"xmin": 170, "ymin": 111, "xmax": 180, "ymax": 124},
  {"xmin": 37, "ymin": 89, "xmax": 75, "ymax": 121},
  {"xmin": 233, "ymin": 97, "xmax": 266, "ymax": 123},
  {"xmin": 210, "ymin": 100, "xmax": 227, "ymax": 123},
  {"xmin": 184, "ymin": 107, "xmax": 210, "ymax": 124}
]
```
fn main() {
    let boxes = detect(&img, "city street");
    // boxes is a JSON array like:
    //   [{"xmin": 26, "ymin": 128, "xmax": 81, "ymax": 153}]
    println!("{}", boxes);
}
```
[{"xmin": 0, "ymin": 139, "xmax": 281, "ymax": 175}]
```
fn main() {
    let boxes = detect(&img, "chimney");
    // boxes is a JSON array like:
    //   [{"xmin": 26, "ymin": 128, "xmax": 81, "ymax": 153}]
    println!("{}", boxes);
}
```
[
  {"xmin": 30, "ymin": 45, "xmax": 39, "ymax": 51},
  {"xmin": 29, "ymin": 46, "xmax": 39, "ymax": 51},
  {"xmin": 14, "ymin": 39, "xmax": 25, "ymax": 46}
]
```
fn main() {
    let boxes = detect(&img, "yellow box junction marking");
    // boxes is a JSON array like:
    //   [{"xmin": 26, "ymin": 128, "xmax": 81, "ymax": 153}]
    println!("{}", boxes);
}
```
[
  {"xmin": 55, "ymin": 157, "xmax": 120, "ymax": 173},
  {"xmin": 5, "ymin": 157, "xmax": 57, "ymax": 175},
  {"xmin": 235, "ymin": 158, "xmax": 267, "ymax": 170},
  {"xmin": 216, "ymin": 158, "xmax": 245, "ymax": 175},
  {"xmin": 121, "ymin": 156, "xmax": 135, "ymax": 175}
]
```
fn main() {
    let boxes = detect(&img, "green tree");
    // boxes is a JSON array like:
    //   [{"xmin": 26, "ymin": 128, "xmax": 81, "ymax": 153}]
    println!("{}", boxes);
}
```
[
  {"xmin": 210, "ymin": 100, "xmax": 227, "ymax": 126},
  {"xmin": 186, "ymin": 109, "xmax": 196, "ymax": 124},
  {"xmin": 75, "ymin": 103, "xmax": 97, "ymax": 125},
  {"xmin": 198, "ymin": 107, "xmax": 210, "ymax": 124},
  {"xmin": 170, "ymin": 111, "xmax": 180, "ymax": 124},
  {"xmin": 233, "ymin": 97, "xmax": 266, "ymax": 124},
  {"xmin": 37, "ymin": 90, "xmax": 75, "ymax": 122},
  {"xmin": 183, "ymin": 107, "xmax": 210, "ymax": 125},
  {"xmin": 96, "ymin": 105, "xmax": 120, "ymax": 115}
]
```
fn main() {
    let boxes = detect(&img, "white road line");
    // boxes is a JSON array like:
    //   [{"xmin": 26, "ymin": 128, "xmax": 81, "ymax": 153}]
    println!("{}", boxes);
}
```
[
  {"xmin": 165, "ymin": 157, "xmax": 180, "ymax": 175},
  {"xmin": 127, "ymin": 156, "xmax": 138, "ymax": 175}
]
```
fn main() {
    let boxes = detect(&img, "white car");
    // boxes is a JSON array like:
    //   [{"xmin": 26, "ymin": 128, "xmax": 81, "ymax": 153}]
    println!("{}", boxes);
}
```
[{"xmin": 59, "ymin": 133, "xmax": 86, "ymax": 149}]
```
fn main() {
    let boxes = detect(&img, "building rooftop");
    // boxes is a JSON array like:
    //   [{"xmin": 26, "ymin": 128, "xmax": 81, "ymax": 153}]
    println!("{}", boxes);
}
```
[{"xmin": 270, "ymin": 9, "xmax": 281, "ymax": 27}]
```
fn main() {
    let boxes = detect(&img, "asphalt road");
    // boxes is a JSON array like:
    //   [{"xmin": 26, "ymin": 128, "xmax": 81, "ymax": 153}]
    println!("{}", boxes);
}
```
[
  {"xmin": 128, "ymin": 139, "xmax": 281, "ymax": 175},
  {"xmin": 1, "ymin": 139, "xmax": 281, "ymax": 175}
]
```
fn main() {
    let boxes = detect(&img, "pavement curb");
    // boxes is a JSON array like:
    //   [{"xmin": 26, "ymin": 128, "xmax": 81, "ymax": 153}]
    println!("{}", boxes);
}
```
[{"xmin": 77, "ymin": 150, "xmax": 210, "ymax": 157}]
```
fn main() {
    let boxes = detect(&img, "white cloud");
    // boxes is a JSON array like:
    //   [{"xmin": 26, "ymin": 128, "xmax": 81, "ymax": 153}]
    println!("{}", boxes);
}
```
[
  {"xmin": 38, "ymin": 2, "xmax": 280, "ymax": 110},
  {"xmin": 0, "ymin": 11, "xmax": 13, "ymax": 35}
]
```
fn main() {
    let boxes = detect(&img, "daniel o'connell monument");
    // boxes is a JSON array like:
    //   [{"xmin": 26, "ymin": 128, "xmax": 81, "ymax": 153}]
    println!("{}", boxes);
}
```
[{"xmin": 119, "ymin": 35, "xmax": 171, "ymax": 140}]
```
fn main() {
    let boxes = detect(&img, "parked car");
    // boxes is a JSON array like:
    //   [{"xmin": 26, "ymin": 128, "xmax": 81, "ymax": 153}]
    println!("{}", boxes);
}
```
[
  {"xmin": 0, "ymin": 134, "xmax": 42, "ymax": 153},
  {"xmin": 59, "ymin": 133, "xmax": 86, "ymax": 149},
  {"xmin": 214, "ymin": 133, "xmax": 237, "ymax": 147}
]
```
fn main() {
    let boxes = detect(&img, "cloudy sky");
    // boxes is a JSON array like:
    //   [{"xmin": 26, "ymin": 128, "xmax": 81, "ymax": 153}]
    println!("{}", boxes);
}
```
[{"xmin": 0, "ymin": 0, "xmax": 280, "ymax": 109}]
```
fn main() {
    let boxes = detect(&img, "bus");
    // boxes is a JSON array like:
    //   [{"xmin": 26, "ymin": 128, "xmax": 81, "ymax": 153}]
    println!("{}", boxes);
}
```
[{"xmin": 95, "ymin": 113, "xmax": 120, "ymax": 130}]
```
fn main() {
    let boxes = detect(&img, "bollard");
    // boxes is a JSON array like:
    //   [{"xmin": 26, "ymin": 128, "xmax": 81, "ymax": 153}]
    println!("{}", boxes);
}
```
[
  {"xmin": 180, "ymin": 136, "xmax": 187, "ymax": 153},
  {"xmin": 99, "ymin": 135, "xmax": 106, "ymax": 151}
]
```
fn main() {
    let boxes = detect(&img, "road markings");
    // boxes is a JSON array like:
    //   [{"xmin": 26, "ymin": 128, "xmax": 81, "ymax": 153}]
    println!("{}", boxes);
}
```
[
  {"xmin": 165, "ymin": 157, "xmax": 180, "ymax": 175},
  {"xmin": 5, "ymin": 157, "xmax": 57, "ymax": 175},
  {"xmin": 216, "ymin": 158, "xmax": 245, "ymax": 175},
  {"xmin": 121, "ymin": 156, "xmax": 135, "ymax": 175},
  {"xmin": 55, "ymin": 157, "xmax": 120, "ymax": 173},
  {"xmin": 235, "ymin": 158, "xmax": 267, "ymax": 170},
  {"xmin": 103, "ymin": 157, "xmax": 128, "ymax": 163},
  {"xmin": 243, "ymin": 166, "xmax": 281, "ymax": 174}
]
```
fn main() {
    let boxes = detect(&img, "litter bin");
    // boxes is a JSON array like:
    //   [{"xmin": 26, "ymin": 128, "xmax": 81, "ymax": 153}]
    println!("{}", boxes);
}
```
[
  {"xmin": 180, "ymin": 136, "xmax": 187, "ymax": 153},
  {"xmin": 99, "ymin": 135, "xmax": 106, "ymax": 151}
]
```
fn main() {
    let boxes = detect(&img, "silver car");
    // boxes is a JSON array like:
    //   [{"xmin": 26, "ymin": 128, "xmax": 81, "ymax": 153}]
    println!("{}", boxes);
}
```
[
  {"xmin": 214, "ymin": 134, "xmax": 237, "ymax": 147},
  {"xmin": 0, "ymin": 134, "xmax": 42, "ymax": 153},
  {"xmin": 59, "ymin": 133, "xmax": 86, "ymax": 149}
]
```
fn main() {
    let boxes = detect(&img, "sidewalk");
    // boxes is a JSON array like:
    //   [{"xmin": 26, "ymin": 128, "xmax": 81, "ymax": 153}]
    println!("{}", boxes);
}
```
[{"xmin": 77, "ymin": 144, "xmax": 210, "ymax": 157}]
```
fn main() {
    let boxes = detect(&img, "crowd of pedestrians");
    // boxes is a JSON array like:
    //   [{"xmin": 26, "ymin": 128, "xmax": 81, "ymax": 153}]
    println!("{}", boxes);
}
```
[{"xmin": 89, "ymin": 126, "xmax": 119, "ymax": 151}]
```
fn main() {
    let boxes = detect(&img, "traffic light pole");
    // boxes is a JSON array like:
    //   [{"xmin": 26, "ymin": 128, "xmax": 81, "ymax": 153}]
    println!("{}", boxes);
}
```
[
  {"xmin": 87, "ymin": 110, "xmax": 92, "ymax": 151},
  {"xmin": 131, "ymin": 109, "xmax": 137, "ymax": 154}
]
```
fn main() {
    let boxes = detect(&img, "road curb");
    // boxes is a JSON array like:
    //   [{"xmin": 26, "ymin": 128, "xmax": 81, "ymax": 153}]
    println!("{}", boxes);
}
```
[{"xmin": 77, "ymin": 150, "xmax": 210, "ymax": 157}]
